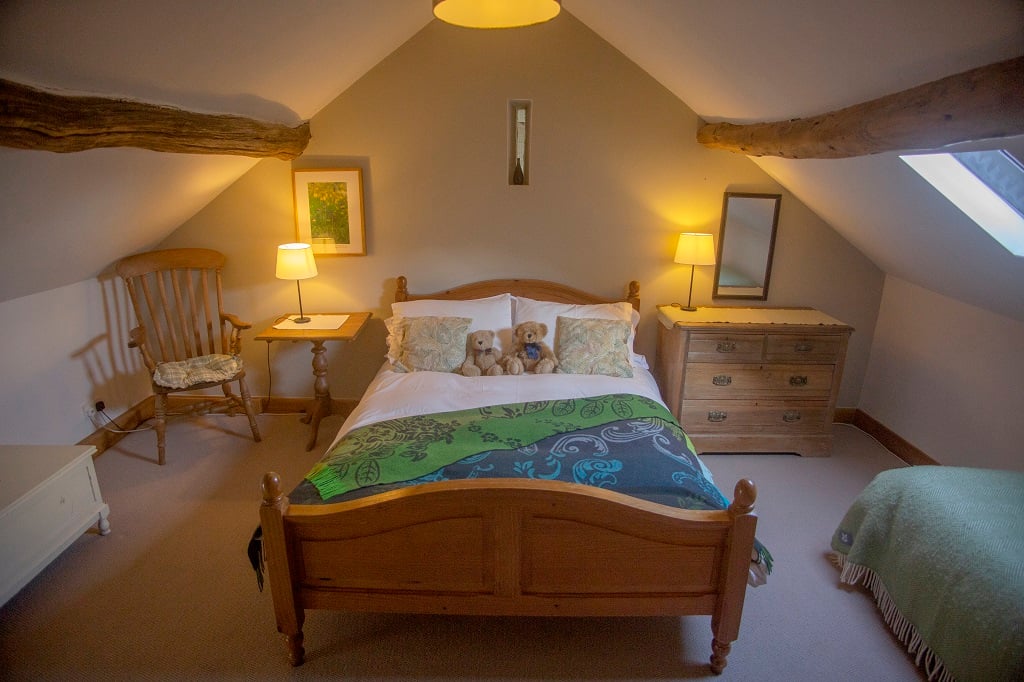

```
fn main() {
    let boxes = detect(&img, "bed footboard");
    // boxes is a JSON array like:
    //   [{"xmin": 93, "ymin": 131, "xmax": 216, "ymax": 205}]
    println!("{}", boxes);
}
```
[{"xmin": 259, "ymin": 473, "xmax": 757, "ymax": 673}]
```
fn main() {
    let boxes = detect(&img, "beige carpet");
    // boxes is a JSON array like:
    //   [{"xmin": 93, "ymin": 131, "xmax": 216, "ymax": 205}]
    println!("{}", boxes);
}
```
[{"xmin": 0, "ymin": 412, "xmax": 926, "ymax": 681}]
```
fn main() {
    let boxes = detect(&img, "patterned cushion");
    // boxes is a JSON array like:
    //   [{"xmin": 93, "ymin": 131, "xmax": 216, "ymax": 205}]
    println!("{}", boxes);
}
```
[
  {"xmin": 391, "ymin": 316, "xmax": 472, "ymax": 373},
  {"xmin": 555, "ymin": 316, "xmax": 634, "ymax": 378},
  {"xmin": 153, "ymin": 354, "xmax": 243, "ymax": 389}
]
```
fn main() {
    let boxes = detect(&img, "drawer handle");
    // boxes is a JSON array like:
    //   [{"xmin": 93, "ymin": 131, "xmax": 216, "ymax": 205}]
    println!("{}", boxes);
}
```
[
  {"xmin": 789, "ymin": 375, "xmax": 809, "ymax": 386},
  {"xmin": 783, "ymin": 411, "xmax": 801, "ymax": 423},
  {"xmin": 712, "ymin": 374, "xmax": 732, "ymax": 386},
  {"xmin": 707, "ymin": 410, "xmax": 728, "ymax": 423},
  {"xmin": 794, "ymin": 342, "xmax": 813, "ymax": 352},
  {"xmin": 716, "ymin": 341, "xmax": 736, "ymax": 353}
]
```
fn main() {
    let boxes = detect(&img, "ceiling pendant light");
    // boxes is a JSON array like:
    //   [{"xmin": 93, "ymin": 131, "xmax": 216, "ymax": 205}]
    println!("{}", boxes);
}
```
[{"xmin": 432, "ymin": 0, "xmax": 561, "ymax": 29}]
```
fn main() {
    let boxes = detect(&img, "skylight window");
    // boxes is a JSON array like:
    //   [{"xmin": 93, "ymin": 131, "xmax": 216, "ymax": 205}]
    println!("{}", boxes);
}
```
[{"xmin": 900, "ymin": 150, "xmax": 1024, "ymax": 256}]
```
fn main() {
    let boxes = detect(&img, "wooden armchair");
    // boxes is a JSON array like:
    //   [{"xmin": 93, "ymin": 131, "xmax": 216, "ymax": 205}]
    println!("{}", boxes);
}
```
[{"xmin": 115, "ymin": 248, "xmax": 261, "ymax": 464}]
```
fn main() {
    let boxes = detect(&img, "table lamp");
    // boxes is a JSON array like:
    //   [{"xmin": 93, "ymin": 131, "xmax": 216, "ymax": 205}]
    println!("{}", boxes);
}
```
[
  {"xmin": 276, "ymin": 243, "xmax": 318, "ymax": 323},
  {"xmin": 673, "ymin": 232, "xmax": 716, "ymax": 311}
]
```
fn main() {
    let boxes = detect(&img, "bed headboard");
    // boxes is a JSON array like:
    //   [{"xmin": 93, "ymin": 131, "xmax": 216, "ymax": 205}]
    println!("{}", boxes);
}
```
[{"xmin": 395, "ymin": 276, "xmax": 640, "ymax": 311}]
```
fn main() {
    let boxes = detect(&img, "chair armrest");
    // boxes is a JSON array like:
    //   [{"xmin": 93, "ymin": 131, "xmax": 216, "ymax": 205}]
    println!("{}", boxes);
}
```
[
  {"xmin": 127, "ymin": 326, "xmax": 158, "ymax": 372},
  {"xmin": 221, "ymin": 313, "xmax": 252, "ymax": 355},
  {"xmin": 127, "ymin": 325, "xmax": 145, "ymax": 349},
  {"xmin": 221, "ymin": 312, "xmax": 252, "ymax": 330}
]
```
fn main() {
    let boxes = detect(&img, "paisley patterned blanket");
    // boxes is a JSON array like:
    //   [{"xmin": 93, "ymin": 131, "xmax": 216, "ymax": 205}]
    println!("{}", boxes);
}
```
[{"xmin": 291, "ymin": 393, "xmax": 771, "ymax": 573}]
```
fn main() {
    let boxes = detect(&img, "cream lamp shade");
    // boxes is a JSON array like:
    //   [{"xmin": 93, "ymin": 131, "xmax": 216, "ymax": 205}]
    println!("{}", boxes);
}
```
[
  {"xmin": 674, "ymin": 232, "xmax": 717, "ymax": 266},
  {"xmin": 673, "ymin": 232, "xmax": 716, "ymax": 312},
  {"xmin": 276, "ymin": 242, "xmax": 318, "ymax": 280},
  {"xmin": 432, "ymin": 0, "xmax": 561, "ymax": 28},
  {"xmin": 276, "ymin": 243, "xmax": 317, "ymax": 323}
]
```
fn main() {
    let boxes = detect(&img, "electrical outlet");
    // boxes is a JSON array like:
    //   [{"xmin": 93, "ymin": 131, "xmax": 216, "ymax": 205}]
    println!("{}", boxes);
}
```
[{"xmin": 83, "ymin": 402, "xmax": 97, "ymax": 419}]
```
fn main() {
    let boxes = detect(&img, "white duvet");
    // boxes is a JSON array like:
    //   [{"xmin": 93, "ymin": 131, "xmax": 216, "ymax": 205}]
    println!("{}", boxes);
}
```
[{"xmin": 329, "ymin": 358, "xmax": 665, "ymax": 448}]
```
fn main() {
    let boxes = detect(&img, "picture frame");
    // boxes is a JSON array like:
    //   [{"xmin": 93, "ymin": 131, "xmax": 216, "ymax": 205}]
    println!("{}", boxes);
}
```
[{"xmin": 292, "ymin": 167, "xmax": 366, "ymax": 256}]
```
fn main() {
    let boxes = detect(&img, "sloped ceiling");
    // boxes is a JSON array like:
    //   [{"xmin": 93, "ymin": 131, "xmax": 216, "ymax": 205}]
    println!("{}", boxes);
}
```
[{"xmin": 1, "ymin": 0, "xmax": 1022, "ymax": 319}]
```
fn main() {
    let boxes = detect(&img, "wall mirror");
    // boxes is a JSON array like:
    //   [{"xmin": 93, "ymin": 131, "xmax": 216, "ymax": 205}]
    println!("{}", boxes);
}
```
[{"xmin": 713, "ymin": 192, "xmax": 781, "ymax": 300}]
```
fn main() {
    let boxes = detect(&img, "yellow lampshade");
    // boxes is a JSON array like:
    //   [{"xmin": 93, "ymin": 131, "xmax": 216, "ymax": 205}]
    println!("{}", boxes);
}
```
[
  {"xmin": 276, "ymin": 243, "xmax": 318, "ymax": 280},
  {"xmin": 432, "ymin": 0, "xmax": 561, "ymax": 28},
  {"xmin": 673, "ymin": 233, "xmax": 717, "ymax": 266}
]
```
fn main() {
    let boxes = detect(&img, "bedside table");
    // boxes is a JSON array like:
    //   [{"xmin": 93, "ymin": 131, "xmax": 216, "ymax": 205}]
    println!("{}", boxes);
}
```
[
  {"xmin": 256, "ymin": 312, "xmax": 372, "ymax": 451},
  {"xmin": 654, "ymin": 305, "xmax": 853, "ymax": 456}
]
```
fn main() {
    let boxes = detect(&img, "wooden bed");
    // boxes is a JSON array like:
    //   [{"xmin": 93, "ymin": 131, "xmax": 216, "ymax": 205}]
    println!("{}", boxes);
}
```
[{"xmin": 259, "ymin": 276, "xmax": 760, "ymax": 674}]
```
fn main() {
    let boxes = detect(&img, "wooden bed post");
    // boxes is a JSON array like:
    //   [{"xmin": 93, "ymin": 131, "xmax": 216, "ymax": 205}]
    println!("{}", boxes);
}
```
[
  {"xmin": 710, "ymin": 479, "xmax": 757, "ymax": 674},
  {"xmin": 260, "ymin": 472, "xmax": 306, "ymax": 666},
  {"xmin": 395, "ymin": 275, "xmax": 410, "ymax": 302}
]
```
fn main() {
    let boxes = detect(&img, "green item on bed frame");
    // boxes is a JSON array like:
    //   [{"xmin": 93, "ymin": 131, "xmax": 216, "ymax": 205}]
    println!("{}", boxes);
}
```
[
  {"xmin": 306, "ymin": 394, "xmax": 675, "ymax": 500},
  {"xmin": 831, "ymin": 466, "xmax": 1024, "ymax": 682}
]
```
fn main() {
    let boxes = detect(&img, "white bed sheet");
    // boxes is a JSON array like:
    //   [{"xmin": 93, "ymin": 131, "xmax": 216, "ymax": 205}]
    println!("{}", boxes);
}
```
[{"xmin": 329, "ymin": 362, "xmax": 667, "ymax": 449}]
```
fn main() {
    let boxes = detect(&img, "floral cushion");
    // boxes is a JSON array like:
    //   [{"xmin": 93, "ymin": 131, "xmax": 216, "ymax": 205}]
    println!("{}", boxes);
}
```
[
  {"xmin": 153, "ymin": 354, "xmax": 243, "ymax": 389},
  {"xmin": 555, "ymin": 316, "xmax": 633, "ymax": 378},
  {"xmin": 391, "ymin": 316, "xmax": 472, "ymax": 373}
]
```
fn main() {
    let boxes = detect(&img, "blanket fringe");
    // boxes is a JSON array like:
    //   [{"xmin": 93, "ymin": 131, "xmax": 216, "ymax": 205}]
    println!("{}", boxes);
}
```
[{"xmin": 830, "ymin": 552, "xmax": 956, "ymax": 682}]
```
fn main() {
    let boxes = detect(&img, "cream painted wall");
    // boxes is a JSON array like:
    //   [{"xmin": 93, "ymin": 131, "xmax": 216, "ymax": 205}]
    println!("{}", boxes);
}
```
[
  {"xmin": 0, "ymin": 277, "xmax": 149, "ymax": 445},
  {"xmin": 860, "ymin": 276, "xmax": 1024, "ymax": 471},
  {"xmin": 0, "ymin": 13, "xmax": 883, "ymax": 447},
  {"xmin": 161, "ymin": 13, "xmax": 882, "ymax": 416}
]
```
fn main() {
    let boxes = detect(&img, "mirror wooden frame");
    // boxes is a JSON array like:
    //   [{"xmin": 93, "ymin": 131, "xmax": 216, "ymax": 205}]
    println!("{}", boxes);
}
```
[{"xmin": 713, "ymin": 192, "xmax": 781, "ymax": 301}]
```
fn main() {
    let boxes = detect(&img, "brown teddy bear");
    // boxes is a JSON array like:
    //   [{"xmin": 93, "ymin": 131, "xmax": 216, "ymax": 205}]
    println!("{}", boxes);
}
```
[
  {"xmin": 503, "ymin": 321, "xmax": 557, "ymax": 374},
  {"xmin": 460, "ymin": 329, "xmax": 504, "ymax": 377}
]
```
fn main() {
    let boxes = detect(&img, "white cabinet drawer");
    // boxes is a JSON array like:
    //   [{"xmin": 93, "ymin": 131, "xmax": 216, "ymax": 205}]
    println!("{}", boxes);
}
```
[{"xmin": 1, "ymin": 445, "xmax": 110, "ymax": 606}]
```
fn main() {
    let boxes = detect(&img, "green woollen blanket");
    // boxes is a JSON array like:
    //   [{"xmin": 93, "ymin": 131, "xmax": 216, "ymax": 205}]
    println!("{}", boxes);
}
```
[
  {"xmin": 306, "ymin": 393, "xmax": 673, "ymax": 501},
  {"xmin": 831, "ymin": 466, "xmax": 1024, "ymax": 682}
]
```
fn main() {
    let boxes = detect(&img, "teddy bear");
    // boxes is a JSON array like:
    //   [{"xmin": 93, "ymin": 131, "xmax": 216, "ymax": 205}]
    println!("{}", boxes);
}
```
[
  {"xmin": 460, "ymin": 329, "xmax": 504, "ymax": 377},
  {"xmin": 503, "ymin": 321, "xmax": 557, "ymax": 374}
]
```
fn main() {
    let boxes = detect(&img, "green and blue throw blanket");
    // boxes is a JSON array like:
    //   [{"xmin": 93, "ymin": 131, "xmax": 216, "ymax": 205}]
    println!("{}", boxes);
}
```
[{"xmin": 292, "ymin": 393, "xmax": 771, "ymax": 572}]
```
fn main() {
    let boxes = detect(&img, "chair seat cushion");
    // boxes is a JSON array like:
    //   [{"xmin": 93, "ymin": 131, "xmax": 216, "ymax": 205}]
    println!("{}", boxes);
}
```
[{"xmin": 153, "ymin": 354, "xmax": 243, "ymax": 389}]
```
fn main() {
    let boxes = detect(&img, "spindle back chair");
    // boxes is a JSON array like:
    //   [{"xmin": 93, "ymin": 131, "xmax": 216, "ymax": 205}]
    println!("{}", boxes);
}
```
[{"xmin": 116, "ymin": 248, "xmax": 261, "ymax": 464}]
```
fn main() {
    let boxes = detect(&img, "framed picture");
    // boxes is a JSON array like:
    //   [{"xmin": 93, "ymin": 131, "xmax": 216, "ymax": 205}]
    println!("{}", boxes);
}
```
[{"xmin": 292, "ymin": 167, "xmax": 366, "ymax": 256}]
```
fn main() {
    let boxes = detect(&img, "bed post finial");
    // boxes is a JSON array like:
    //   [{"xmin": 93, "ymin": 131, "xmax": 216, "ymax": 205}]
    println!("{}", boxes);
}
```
[
  {"xmin": 262, "ymin": 472, "xmax": 283, "ymax": 505},
  {"xmin": 396, "ymin": 275, "xmax": 409, "ymax": 302},
  {"xmin": 627, "ymin": 280, "xmax": 640, "ymax": 310},
  {"xmin": 728, "ymin": 479, "xmax": 756, "ymax": 516}
]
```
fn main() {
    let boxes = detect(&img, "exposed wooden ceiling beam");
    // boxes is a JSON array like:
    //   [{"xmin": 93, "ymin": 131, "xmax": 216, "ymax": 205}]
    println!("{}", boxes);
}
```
[
  {"xmin": 696, "ymin": 56, "xmax": 1024, "ymax": 159},
  {"xmin": 0, "ymin": 78, "xmax": 310, "ymax": 159}
]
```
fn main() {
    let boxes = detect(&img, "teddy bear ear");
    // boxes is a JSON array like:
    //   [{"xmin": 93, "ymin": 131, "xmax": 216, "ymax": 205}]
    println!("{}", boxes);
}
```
[{"xmin": 539, "ymin": 322, "xmax": 548, "ymax": 336}]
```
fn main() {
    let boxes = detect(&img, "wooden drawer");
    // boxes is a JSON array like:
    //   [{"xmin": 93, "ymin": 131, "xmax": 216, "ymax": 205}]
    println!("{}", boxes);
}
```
[
  {"xmin": 686, "ymin": 333, "xmax": 764, "ymax": 363},
  {"xmin": 679, "ymin": 400, "xmax": 830, "ymax": 434},
  {"xmin": 765, "ymin": 333, "xmax": 844, "ymax": 363},
  {"xmin": 683, "ymin": 363, "xmax": 836, "ymax": 400}
]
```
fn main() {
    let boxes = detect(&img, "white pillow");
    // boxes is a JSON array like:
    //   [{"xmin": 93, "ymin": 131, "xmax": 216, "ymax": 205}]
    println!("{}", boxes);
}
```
[
  {"xmin": 390, "ymin": 293, "xmax": 514, "ymax": 354},
  {"xmin": 513, "ymin": 296, "xmax": 639, "ymax": 350}
]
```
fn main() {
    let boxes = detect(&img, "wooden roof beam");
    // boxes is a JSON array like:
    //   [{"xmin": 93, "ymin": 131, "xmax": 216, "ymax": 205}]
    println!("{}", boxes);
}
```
[
  {"xmin": 696, "ymin": 56, "xmax": 1024, "ymax": 159},
  {"xmin": 0, "ymin": 78, "xmax": 310, "ymax": 160}
]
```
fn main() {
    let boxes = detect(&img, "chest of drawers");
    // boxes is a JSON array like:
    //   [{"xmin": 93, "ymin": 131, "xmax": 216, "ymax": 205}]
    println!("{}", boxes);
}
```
[{"xmin": 655, "ymin": 306, "xmax": 852, "ymax": 456}]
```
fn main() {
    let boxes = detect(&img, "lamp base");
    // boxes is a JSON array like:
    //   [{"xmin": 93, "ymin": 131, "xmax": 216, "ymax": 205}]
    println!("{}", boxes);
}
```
[
  {"xmin": 292, "ymin": 315, "xmax": 311, "ymax": 324},
  {"xmin": 671, "ymin": 303, "xmax": 698, "ymax": 312}
]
